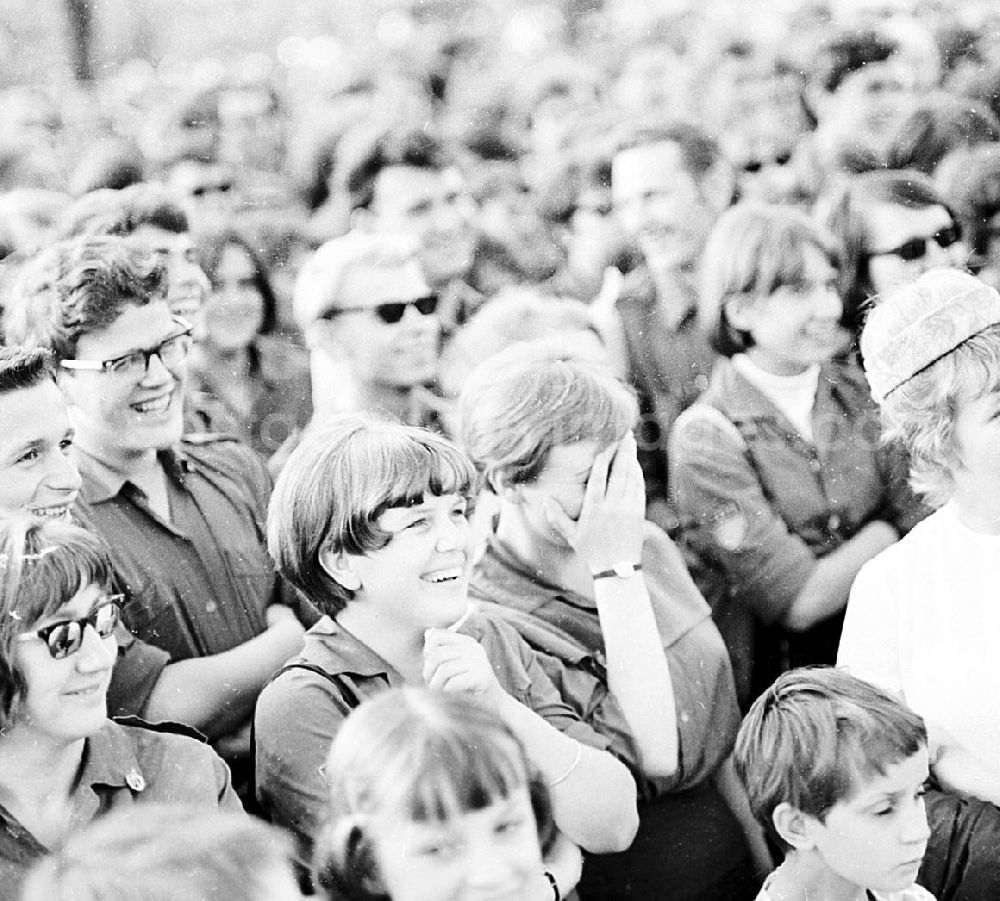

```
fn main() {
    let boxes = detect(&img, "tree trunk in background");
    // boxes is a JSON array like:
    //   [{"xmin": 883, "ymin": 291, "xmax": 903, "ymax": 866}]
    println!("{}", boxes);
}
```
[{"xmin": 65, "ymin": 0, "xmax": 94, "ymax": 82}]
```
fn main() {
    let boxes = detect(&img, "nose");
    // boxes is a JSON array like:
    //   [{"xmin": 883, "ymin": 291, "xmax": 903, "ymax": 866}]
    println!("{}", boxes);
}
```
[
  {"xmin": 434, "ymin": 513, "xmax": 467, "ymax": 553},
  {"xmin": 44, "ymin": 449, "xmax": 83, "ymax": 494},
  {"xmin": 75, "ymin": 620, "xmax": 117, "ymax": 672},
  {"xmin": 140, "ymin": 350, "xmax": 178, "ymax": 387},
  {"xmin": 902, "ymin": 796, "xmax": 932, "ymax": 846}
]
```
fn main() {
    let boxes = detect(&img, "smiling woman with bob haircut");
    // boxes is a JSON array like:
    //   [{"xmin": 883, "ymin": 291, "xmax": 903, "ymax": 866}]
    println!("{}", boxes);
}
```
[
  {"xmin": 0, "ymin": 516, "xmax": 241, "ymax": 896},
  {"xmin": 255, "ymin": 413, "xmax": 639, "ymax": 892}
]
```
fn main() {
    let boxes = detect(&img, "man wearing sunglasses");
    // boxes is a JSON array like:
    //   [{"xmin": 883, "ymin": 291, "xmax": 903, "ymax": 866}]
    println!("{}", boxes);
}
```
[
  {"xmin": 3, "ymin": 236, "xmax": 315, "ymax": 773},
  {"xmin": 294, "ymin": 231, "xmax": 445, "ymax": 429}
]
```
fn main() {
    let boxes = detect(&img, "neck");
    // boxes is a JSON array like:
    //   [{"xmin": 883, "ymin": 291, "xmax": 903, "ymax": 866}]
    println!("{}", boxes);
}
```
[
  {"xmin": 766, "ymin": 854, "xmax": 868, "ymax": 901},
  {"xmin": 493, "ymin": 501, "xmax": 593, "ymax": 597},
  {"xmin": 74, "ymin": 434, "xmax": 160, "ymax": 481},
  {"xmin": 335, "ymin": 602, "xmax": 426, "ymax": 683},
  {"xmin": 358, "ymin": 381, "xmax": 422, "ymax": 425},
  {"xmin": 950, "ymin": 487, "xmax": 1000, "ymax": 535},
  {"xmin": 743, "ymin": 348, "xmax": 811, "ymax": 378},
  {"xmin": 0, "ymin": 728, "xmax": 85, "ymax": 810}
]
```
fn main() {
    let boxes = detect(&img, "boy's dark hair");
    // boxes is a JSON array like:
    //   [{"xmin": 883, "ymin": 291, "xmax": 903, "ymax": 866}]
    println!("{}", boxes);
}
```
[
  {"xmin": 734, "ymin": 667, "xmax": 927, "ymax": 851},
  {"xmin": 0, "ymin": 346, "xmax": 56, "ymax": 394},
  {"xmin": 3, "ymin": 236, "xmax": 166, "ymax": 362},
  {"xmin": 59, "ymin": 183, "xmax": 190, "ymax": 241}
]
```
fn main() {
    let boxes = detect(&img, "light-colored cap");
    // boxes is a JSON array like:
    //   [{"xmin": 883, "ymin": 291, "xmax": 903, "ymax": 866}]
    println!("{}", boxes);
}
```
[{"xmin": 862, "ymin": 269, "xmax": 1000, "ymax": 403}]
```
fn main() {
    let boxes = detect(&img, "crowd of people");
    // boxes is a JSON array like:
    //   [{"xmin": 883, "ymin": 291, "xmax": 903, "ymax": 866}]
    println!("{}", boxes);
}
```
[{"xmin": 2, "ymin": 0, "xmax": 1000, "ymax": 898}]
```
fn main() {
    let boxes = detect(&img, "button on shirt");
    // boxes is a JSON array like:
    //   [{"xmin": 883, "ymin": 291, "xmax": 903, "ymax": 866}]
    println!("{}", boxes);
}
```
[
  {"xmin": 72, "ymin": 437, "xmax": 295, "ymax": 662},
  {"xmin": 0, "ymin": 719, "xmax": 241, "ymax": 899}
]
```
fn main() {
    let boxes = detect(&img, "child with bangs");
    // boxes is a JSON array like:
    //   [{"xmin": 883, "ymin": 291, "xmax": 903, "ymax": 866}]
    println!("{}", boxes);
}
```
[
  {"xmin": 317, "ymin": 687, "xmax": 578, "ymax": 901},
  {"xmin": 734, "ymin": 667, "xmax": 934, "ymax": 901},
  {"xmin": 255, "ymin": 414, "xmax": 639, "ymax": 894}
]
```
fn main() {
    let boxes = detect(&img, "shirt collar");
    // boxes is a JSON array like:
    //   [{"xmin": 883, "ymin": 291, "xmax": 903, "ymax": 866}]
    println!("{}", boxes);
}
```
[
  {"xmin": 74, "ymin": 445, "xmax": 190, "ymax": 504},
  {"xmin": 79, "ymin": 720, "xmax": 144, "ymax": 790}
]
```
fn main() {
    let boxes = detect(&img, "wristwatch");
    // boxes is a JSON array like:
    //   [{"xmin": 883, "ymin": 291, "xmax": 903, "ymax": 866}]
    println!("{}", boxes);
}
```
[{"xmin": 591, "ymin": 562, "xmax": 643, "ymax": 580}]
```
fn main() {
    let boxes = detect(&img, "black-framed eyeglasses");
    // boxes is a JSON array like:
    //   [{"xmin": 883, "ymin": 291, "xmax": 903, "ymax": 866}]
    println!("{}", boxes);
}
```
[
  {"xmin": 320, "ymin": 294, "xmax": 439, "ymax": 325},
  {"xmin": 17, "ymin": 596, "xmax": 122, "ymax": 659},
  {"xmin": 868, "ymin": 223, "xmax": 963, "ymax": 262},
  {"xmin": 59, "ymin": 316, "xmax": 194, "ymax": 377}
]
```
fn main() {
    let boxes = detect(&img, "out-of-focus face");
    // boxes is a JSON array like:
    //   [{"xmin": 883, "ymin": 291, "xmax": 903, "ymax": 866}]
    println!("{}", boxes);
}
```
[
  {"xmin": 15, "ymin": 582, "xmax": 117, "ymax": 745},
  {"xmin": 369, "ymin": 166, "xmax": 477, "ymax": 287},
  {"xmin": 0, "ymin": 380, "xmax": 81, "ymax": 518},
  {"xmin": 737, "ymin": 246, "xmax": 846, "ymax": 376},
  {"xmin": 370, "ymin": 786, "xmax": 543, "ymax": 901},
  {"xmin": 204, "ymin": 243, "xmax": 266, "ymax": 351},
  {"xmin": 131, "ymin": 225, "xmax": 211, "ymax": 325},
  {"xmin": 805, "ymin": 748, "xmax": 930, "ymax": 896},
  {"xmin": 612, "ymin": 141, "xmax": 716, "ymax": 271},
  {"xmin": 950, "ymin": 387, "xmax": 1000, "ymax": 510},
  {"xmin": 61, "ymin": 301, "xmax": 189, "ymax": 469},
  {"xmin": 323, "ymin": 258, "xmax": 441, "ymax": 389},
  {"xmin": 864, "ymin": 202, "xmax": 967, "ymax": 298}
]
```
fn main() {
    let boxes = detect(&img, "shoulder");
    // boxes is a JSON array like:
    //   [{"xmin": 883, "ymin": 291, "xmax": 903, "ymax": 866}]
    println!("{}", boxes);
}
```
[
  {"xmin": 671, "ymin": 402, "xmax": 745, "ymax": 453},
  {"xmin": 179, "ymin": 434, "xmax": 271, "ymax": 493},
  {"xmin": 104, "ymin": 718, "xmax": 228, "ymax": 786}
]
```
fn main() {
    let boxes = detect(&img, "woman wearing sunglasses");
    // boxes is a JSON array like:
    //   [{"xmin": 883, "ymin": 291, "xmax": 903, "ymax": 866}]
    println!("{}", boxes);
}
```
[
  {"xmin": 0, "ymin": 515, "xmax": 241, "ymax": 897},
  {"xmin": 822, "ymin": 168, "xmax": 968, "ymax": 339}
]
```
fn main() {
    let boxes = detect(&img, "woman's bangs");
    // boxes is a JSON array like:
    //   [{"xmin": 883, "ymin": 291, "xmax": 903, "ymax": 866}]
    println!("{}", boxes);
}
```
[
  {"xmin": 14, "ymin": 538, "xmax": 114, "ymax": 626},
  {"xmin": 401, "ymin": 735, "xmax": 527, "ymax": 823}
]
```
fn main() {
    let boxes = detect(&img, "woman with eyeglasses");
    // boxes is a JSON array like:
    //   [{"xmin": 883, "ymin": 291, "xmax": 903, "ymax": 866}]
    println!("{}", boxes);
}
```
[
  {"xmin": 821, "ymin": 168, "xmax": 969, "ymax": 339},
  {"xmin": 186, "ymin": 229, "xmax": 312, "ymax": 466},
  {"xmin": 0, "ymin": 515, "xmax": 242, "ymax": 897},
  {"xmin": 670, "ymin": 203, "xmax": 927, "ymax": 708}
]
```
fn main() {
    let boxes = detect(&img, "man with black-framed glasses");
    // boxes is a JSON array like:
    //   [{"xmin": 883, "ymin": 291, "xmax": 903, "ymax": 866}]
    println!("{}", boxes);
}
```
[
  {"xmin": 2, "ymin": 236, "xmax": 317, "ymax": 800},
  {"xmin": 292, "ymin": 230, "xmax": 447, "ymax": 430}
]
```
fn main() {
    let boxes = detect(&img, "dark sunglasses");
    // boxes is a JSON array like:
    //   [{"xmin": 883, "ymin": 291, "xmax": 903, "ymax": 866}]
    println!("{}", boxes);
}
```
[
  {"xmin": 321, "ymin": 294, "xmax": 439, "ymax": 325},
  {"xmin": 869, "ymin": 223, "xmax": 963, "ymax": 262},
  {"xmin": 741, "ymin": 150, "xmax": 792, "ymax": 174},
  {"xmin": 18, "ymin": 596, "xmax": 122, "ymax": 659}
]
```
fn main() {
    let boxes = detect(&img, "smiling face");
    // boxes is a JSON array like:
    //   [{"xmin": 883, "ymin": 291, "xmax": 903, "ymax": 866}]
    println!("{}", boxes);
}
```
[
  {"xmin": 0, "ymin": 379, "xmax": 81, "ymax": 518},
  {"xmin": 369, "ymin": 165, "xmax": 477, "ymax": 287},
  {"xmin": 338, "ymin": 493, "xmax": 472, "ymax": 631},
  {"xmin": 734, "ymin": 245, "xmax": 845, "ymax": 376},
  {"xmin": 325, "ymin": 259, "xmax": 441, "ymax": 390},
  {"xmin": 15, "ymin": 582, "xmax": 117, "ymax": 745},
  {"xmin": 611, "ymin": 140, "xmax": 716, "ymax": 271},
  {"xmin": 369, "ymin": 786, "xmax": 543, "ymax": 901},
  {"xmin": 131, "ymin": 225, "xmax": 210, "ymax": 324},
  {"xmin": 805, "ymin": 747, "xmax": 930, "ymax": 896},
  {"xmin": 204, "ymin": 243, "xmax": 266, "ymax": 351},
  {"xmin": 61, "ymin": 301, "xmax": 188, "ymax": 470}
]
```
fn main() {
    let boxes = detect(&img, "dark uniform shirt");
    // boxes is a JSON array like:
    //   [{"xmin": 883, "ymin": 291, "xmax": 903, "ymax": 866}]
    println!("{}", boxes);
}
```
[
  {"xmin": 72, "ymin": 435, "xmax": 315, "ymax": 663},
  {"xmin": 0, "ymin": 718, "xmax": 241, "ymax": 900}
]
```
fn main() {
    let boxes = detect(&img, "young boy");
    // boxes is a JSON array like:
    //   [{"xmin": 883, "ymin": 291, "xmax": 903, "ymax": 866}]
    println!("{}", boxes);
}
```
[{"xmin": 734, "ymin": 667, "xmax": 935, "ymax": 901}]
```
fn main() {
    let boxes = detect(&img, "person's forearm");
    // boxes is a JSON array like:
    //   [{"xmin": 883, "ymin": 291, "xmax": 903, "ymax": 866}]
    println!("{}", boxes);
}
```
[
  {"xmin": 142, "ymin": 619, "xmax": 305, "ymax": 737},
  {"xmin": 783, "ymin": 520, "xmax": 898, "ymax": 632},
  {"xmin": 929, "ymin": 723, "xmax": 1000, "ymax": 807},
  {"xmin": 542, "ymin": 830, "xmax": 583, "ymax": 900},
  {"xmin": 498, "ymin": 693, "xmax": 639, "ymax": 853},
  {"xmin": 594, "ymin": 576, "xmax": 678, "ymax": 777}
]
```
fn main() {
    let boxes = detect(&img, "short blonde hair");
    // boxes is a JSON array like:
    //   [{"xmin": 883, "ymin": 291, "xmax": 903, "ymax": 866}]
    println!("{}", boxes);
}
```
[{"xmin": 457, "ymin": 340, "xmax": 637, "ymax": 492}]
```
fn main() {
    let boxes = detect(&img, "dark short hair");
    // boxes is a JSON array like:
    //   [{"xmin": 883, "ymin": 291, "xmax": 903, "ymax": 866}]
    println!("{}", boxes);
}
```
[
  {"xmin": 0, "ymin": 516, "xmax": 116, "ymax": 731},
  {"xmin": 59, "ymin": 182, "xmax": 190, "ymax": 240},
  {"xmin": 341, "ymin": 123, "xmax": 450, "ymax": 211},
  {"xmin": 267, "ymin": 414, "xmax": 475, "ymax": 618},
  {"xmin": 3, "ymin": 236, "xmax": 166, "ymax": 362},
  {"xmin": 613, "ymin": 120, "xmax": 724, "ymax": 186},
  {"xmin": 809, "ymin": 29, "xmax": 898, "ymax": 96},
  {"xmin": 0, "ymin": 346, "xmax": 56, "ymax": 394}
]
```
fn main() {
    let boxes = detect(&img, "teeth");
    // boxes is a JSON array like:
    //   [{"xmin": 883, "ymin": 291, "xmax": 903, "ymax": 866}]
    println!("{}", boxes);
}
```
[
  {"xmin": 25, "ymin": 504, "xmax": 71, "ymax": 519},
  {"xmin": 133, "ymin": 394, "xmax": 171, "ymax": 414},
  {"xmin": 423, "ymin": 567, "xmax": 463, "ymax": 583}
]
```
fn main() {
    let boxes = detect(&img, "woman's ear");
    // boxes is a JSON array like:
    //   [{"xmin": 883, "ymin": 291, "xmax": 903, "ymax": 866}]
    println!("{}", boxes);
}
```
[
  {"xmin": 723, "ymin": 294, "xmax": 758, "ymax": 333},
  {"xmin": 771, "ymin": 802, "xmax": 819, "ymax": 852},
  {"xmin": 316, "ymin": 819, "xmax": 385, "ymax": 899},
  {"xmin": 319, "ymin": 547, "xmax": 362, "ymax": 591}
]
